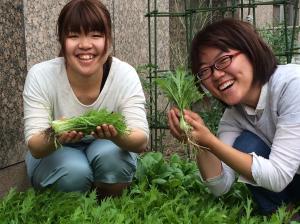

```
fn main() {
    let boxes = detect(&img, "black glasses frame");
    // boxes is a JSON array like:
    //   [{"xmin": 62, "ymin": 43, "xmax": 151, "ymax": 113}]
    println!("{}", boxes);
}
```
[{"xmin": 197, "ymin": 52, "xmax": 241, "ymax": 81}]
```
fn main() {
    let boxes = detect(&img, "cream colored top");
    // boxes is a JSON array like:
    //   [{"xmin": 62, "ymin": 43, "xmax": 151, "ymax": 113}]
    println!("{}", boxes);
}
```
[{"xmin": 23, "ymin": 57, "xmax": 149, "ymax": 144}]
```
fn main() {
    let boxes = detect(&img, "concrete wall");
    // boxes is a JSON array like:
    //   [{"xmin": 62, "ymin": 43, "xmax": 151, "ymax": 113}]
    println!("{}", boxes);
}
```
[
  {"xmin": 0, "ymin": 0, "xmax": 27, "ymax": 170},
  {"xmin": 0, "ymin": 0, "xmax": 169, "ymax": 197}
]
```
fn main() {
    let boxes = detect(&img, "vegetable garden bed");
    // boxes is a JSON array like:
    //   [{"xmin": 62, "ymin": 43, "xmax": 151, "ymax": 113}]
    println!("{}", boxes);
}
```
[{"xmin": 0, "ymin": 152, "xmax": 298, "ymax": 223}]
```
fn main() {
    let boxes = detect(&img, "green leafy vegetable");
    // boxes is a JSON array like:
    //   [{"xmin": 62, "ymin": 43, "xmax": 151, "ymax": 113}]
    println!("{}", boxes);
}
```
[
  {"xmin": 50, "ymin": 109, "xmax": 128, "ymax": 136},
  {"xmin": 156, "ymin": 68, "xmax": 203, "ymax": 134}
]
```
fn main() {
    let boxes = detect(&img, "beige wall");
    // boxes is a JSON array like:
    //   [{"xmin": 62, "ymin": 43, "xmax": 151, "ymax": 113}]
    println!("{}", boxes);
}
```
[{"xmin": 24, "ymin": 0, "xmax": 169, "ymax": 70}]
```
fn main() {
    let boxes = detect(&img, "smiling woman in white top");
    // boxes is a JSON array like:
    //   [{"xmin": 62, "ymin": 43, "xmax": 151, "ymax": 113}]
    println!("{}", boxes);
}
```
[
  {"xmin": 168, "ymin": 18, "xmax": 300, "ymax": 216},
  {"xmin": 23, "ymin": 0, "xmax": 149, "ymax": 199}
]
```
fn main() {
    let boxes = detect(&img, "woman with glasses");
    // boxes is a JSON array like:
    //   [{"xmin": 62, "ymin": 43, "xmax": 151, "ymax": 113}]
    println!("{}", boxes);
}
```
[{"xmin": 168, "ymin": 18, "xmax": 300, "ymax": 216}]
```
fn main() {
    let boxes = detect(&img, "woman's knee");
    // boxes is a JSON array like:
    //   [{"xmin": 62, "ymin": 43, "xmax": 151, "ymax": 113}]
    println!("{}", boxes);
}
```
[
  {"xmin": 32, "ymin": 148, "xmax": 94, "ymax": 192},
  {"xmin": 233, "ymin": 130, "xmax": 271, "ymax": 158},
  {"xmin": 55, "ymin": 160, "xmax": 93, "ymax": 192},
  {"xmin": 86, "ymin": 140, "xmax": 137, "ymax": 183}
]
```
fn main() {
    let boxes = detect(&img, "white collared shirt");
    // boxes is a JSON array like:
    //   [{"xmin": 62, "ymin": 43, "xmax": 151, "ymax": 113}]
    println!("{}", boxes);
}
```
[{"xmin": 243, "ymin": 83, "xmax": 267, "ymax": 117}]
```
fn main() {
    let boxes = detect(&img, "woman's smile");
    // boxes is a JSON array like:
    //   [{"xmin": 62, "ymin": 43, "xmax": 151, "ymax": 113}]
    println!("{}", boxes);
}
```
[{"xmin": 218, "ymin": 79, "xmax": 235, "ymax": 91}]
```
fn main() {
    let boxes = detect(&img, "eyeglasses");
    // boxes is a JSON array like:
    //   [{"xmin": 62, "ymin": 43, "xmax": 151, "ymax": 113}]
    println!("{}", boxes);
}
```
[{"xmin": 197, "ymin": 52, "xmax": 241, "ymax": 81}]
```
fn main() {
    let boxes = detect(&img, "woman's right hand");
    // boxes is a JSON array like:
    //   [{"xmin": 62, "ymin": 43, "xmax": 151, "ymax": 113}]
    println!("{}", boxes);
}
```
[
  {"xmin": 57, "ymin": 131, "xmax": 84, "ymax": 144},
  {"xmin": 167, "ymin": 107, "xmax": 186, "ymax": 142},
  {"xmin": 28, "ymin": 130, "xmax": 84, "ymax": 158}
]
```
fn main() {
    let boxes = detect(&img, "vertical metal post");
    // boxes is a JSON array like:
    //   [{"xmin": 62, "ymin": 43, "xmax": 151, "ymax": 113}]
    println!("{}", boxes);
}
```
[
  {"xmin": 241, "ymin": 0, "xmax": 244, "ymax": 20},
  {"xmin": 231, "ymin": 0, "xmax": 237, "ymax": 18},
  {"xmin": 252, "ymin": 0, "xmax": 256, "ymax": 27},
  {"xmin": 153, "ymin": 0, "xmax": 158, "ymax": 151},
  {"xmin": 184, "ymin": 0, "xmax": 191, "ymax": 68},
  {"xmin": 283, "ymin": 1, "xmax": 291, "ymax": 62},
  {"xmin": 147, "ymin": 0, "xmax": 153, "ymax": 150},
  {"xmin": 290, "ymin": 0, "xmax": 299, "ymax": 58}
]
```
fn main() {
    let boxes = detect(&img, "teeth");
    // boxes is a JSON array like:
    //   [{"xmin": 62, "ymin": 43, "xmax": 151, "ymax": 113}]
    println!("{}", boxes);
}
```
[
  {"xmin": 78, "ymin": 55, "xmax": 94, "ymax": 60},
  {"xmin": 219, "ymin": 80, "xmax": 234, "ymax": 91}
]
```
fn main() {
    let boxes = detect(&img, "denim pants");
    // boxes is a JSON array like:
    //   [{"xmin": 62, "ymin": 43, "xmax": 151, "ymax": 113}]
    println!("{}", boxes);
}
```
[
  {"xmin": 233, "ymin": 130, "xmax": 300, "ymax": 215},
  {"xmin": 25, "ymin": 139, "xmax": 137, "ymax": 193}
]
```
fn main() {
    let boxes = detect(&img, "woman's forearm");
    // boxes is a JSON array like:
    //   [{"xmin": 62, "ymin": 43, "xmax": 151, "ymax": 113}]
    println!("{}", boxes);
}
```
[
  {"xmin": 207, "ymin": 135, "xmax": 254, "ymax": 182},
  {"xmin": 196, "ymin": 150, "xmax": 223, "ymax": 180},
  {"xmin": 113, "ymin": 128, "xmax": 148, "ymax": 153},
  {"xmin": 27, "ymin": 132, "xmax": 56, "ymax": 158}
]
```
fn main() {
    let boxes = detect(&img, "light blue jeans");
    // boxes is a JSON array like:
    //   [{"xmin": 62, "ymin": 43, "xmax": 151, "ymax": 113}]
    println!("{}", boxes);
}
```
[
  {"xmin": 233, "ymin": 130, "xmax": 300, "ymax": 215},
  {"xmin": 25, "ymin": 139, "xmax": 137, "ymax": 193}
]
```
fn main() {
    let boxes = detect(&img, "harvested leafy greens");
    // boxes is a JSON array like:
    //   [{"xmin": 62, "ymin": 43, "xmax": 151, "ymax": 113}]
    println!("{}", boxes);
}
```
[
  {"xmin": 156, "ymin": 68, "xmax": 203, "ymax": 134},
  {"xmin": 50, "ymin": 109, "xmax": 128, "ymax": 135},
  {"xmin": 44, "ymin": 109, "xmax": 128, "ymax": 148}
]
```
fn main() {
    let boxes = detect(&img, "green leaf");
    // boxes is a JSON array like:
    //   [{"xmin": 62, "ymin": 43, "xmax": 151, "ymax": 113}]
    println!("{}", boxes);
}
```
[
  {"xmin": 152, "ymin": 178, "xmax": 168, "ymax": 185},
  {"xmin": 156, "ymin": 68, "xmax": 203, "ymax": 112}
]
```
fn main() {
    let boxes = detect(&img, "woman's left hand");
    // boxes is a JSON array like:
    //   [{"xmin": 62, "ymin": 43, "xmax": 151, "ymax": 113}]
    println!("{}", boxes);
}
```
[
  {"xmin": 183, "ymin": 109, "xmax": 214, "ymax": 147},
  {"xmin": 91, "ymin": 124, "xmax": 118, "ymax": 140}
]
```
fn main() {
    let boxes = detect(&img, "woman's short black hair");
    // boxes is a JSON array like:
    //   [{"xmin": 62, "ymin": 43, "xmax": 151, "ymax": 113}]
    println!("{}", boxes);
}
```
[{"xmin": 191, "ymin": 18, "xmax": 277, "ymax": 86}]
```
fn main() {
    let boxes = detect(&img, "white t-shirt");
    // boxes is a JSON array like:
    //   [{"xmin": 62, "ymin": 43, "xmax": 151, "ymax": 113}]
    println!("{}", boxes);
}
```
[{"xmin": 23, "ymin": 57, "xmax": 149, "ymax": 144}]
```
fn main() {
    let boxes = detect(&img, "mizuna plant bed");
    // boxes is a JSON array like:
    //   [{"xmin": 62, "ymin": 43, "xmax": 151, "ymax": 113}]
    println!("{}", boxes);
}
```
[{"xmin": 0, "ymin": 152, "xmax": 298, "ymax": 223}]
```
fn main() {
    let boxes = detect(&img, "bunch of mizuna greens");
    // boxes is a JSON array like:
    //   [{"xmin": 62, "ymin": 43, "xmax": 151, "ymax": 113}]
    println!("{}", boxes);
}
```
[
  {"xmin": 156, "ymin": 68, "xmax": 203, "ymax": 147},
  {"xmin": 46, "ymin": 109, "xmax": 128, "ymax": 146}
]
